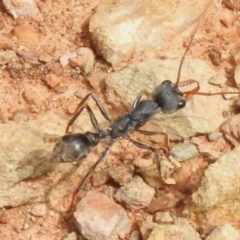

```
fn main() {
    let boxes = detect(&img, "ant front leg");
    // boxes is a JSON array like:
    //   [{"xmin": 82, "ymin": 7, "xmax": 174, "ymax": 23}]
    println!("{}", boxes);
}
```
[
  {"xmin": 128, "ymin": 138, "xmax": 165, "ymax": 181},
  {"xmin": 136, "ymin": 129, "xmax": 170, "ymax": 153},
  {"xmin": 131, "ymin": 90, "xmax": 152, "ymax": 109},
  {"xmin": 66, "ymin": 93, "xmax": 112, "ymax": 133}
]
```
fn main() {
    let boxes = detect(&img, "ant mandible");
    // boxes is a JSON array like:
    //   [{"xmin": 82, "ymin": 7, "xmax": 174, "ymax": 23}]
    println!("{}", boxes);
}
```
[{"xmin": 52, "ymin": 17, "xmax": 239, "ymax": 205}]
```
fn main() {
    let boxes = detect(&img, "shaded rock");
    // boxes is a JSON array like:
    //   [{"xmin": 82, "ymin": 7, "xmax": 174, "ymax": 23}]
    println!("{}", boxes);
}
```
[
  {"xmin": 147, "ymin": 192, "xmax": 183, "ymax": 213},
  {"xmin": 0, "ymin": 109, "xmax": 95, "ymax": 208},
  {"xmin": 130, "ymin": 230, "xmax": 140, "ymax": 240},
  {"xmin": 115, "ymin": 176, "xmax": 155, "ymax": 210},
  {"xmin": 192, "ymin": 146, "xmax": 240, "ymax": 211},
  {"xmin": 92, "ymin": 170, "xmax": 110, "ymax": 187},
  {"xmin": 63, "ymin": 232, "xmax": 77, "ymax": 240},
  {"xmin": 170, "ymin": 143, "xmax": 199, "ymax": 161},
  {"xmin": 16, "ymin": 50, "xmax": 41, "ymax": 66},
  {"xmin": 172, "ymin": 158, "xmax": 208, "ymax": 193},
  {"xmin": 3, "ymin": 0, "xmax": 39, "ymax": 18},
  {"xmin": 73, "ymin": 190, "xmax": 131, "ymax": 240},
  {"xmin": 147, "ymin": 217, "xmax": 201, "ymax": 240},
  {"xmin": 89, "ymin": 0, "xmax": 210, "ymax": 68},
  {"xmin": 220, "ymin": 113, "xmax": 240, "ymax": 147},
  {"xmin": 105, "ymin": 59, "xmax": 236, "ymax": 140},
  {"xmin": 139, "ymin": 164, "xmax": 163, "ymax": 189},
  {"xmin": 223, "ymin": 0, "xmax": 240, "ymax": 11},
  {"xmin": 205, "ymin": 224, "xmax": 240, "ymax": 240},
  {"xmin": 0, "ymin": 111, "xmax": 62, "ymax": 207},
  {"xmin": 109, "ymin": 164, "xmax": 134, "ymax": 185},
  {"xmin": 140, "ymin": 219, "xmax": 157, "ymax": 240}
]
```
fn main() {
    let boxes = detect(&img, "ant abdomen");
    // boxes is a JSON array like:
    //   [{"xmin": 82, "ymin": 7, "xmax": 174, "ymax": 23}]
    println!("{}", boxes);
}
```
[{"xmin": 52, "ymin": 133, "xmax": 96, "ymax": 163}]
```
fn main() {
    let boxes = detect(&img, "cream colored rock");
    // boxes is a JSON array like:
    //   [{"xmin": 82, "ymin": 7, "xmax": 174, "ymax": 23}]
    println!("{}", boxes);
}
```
[
  {"xmin": 205, "ymin": 224, "xmax": 240, "ymax": 240},
  {"xmin": 105, "ymin": 59, "xmax": 236, "ymax": 140},
  {"xmin": 147, "ymin": 217, "xmax": 201, "ymax": 240},
  {"xmin": 74, "ymin": 191, "xmax": 131, "ymax": 240},
  {"xmin": 192, "ymin": 146, "xmax": 240, "ymax": 211},
  {"xmin": 89, "ymin": 0, "xmax": 211, "ymax": 68}
]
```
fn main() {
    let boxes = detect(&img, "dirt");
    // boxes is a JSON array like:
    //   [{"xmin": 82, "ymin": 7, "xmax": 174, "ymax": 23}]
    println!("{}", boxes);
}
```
[{"xmin": 0, "ymin": 0, "xmax": 240, "ymax": 240}]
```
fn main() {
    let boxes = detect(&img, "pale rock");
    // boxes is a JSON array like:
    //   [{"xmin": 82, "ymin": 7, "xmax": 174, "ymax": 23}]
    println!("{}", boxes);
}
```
[
  {"xmin": 73, "ymin": 191, "xmax": 131, "ymax": 240},
  {"xmin": 147, "ymin": 217, "xmax": 201, "ymax": 240},
  {"xmin": 114, "ymin": 176, "xmax": 155, "ymax": 210},
  {"xmin": 89, "ymin": 0, "xmax": 210, "ymax": 68},
  {"xmin": 205, "ymin": 224, "xmax": 240, "ymax": 240}
]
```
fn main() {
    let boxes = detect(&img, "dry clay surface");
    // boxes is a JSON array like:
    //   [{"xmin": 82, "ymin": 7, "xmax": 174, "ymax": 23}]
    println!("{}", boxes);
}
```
[{"xmin": 0, "ymin": 0, "xmax": 240, "ymax": 239}]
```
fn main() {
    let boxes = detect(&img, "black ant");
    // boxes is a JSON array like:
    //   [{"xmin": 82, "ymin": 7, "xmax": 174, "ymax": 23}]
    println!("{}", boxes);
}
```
[{"xmin": 52, "ymin": 18, "xmax": 238, "ymax": 211}]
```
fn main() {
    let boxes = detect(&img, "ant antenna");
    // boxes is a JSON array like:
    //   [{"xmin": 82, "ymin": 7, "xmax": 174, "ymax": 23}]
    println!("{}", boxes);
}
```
[{"xmin": 175, "ymin": 17, "xmax": 202, "ymax": 86}]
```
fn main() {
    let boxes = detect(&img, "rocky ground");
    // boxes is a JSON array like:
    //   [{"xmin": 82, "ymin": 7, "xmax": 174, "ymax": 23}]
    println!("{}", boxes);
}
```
[{"xmin": 1, "ymin": 0, "xmax": 240, "ymax": 239}]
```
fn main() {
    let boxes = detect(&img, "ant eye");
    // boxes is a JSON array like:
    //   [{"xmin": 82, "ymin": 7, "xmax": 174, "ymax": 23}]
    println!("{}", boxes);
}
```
[{"xmin": 178, "ymin": 100, "xmax": 186, "ymax": 108}]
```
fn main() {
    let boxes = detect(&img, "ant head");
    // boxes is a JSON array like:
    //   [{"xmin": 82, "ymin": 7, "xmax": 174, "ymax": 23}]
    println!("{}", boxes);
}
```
[{"xmin": 153, "ymin": 80, "xmax": 186, "ymax": 113}]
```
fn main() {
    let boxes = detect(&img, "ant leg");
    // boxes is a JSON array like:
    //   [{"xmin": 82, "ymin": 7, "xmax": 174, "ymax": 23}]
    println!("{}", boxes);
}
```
[
  {"xmin": 79, "ymin": 138, "xmax": 116, "ymax": 189},
  {"xmin": 66, "ymin": 93, "xmax": 112, "ymax": 133},
  {"xmin": 131, "ymin": 90, "xmax": 151, "ymax": 109},
  {"xmin": 136, "ymin": 129, "xmax": 162, "ymax": 135},
  {"xmin": 67, "ymin": 139, "xmax": 116, "ymax": 214},
  {"xmin": 135, "ymin": 129, "xmax": 170, "ymax": 153},
  {"xmin": 128, "ymin": 138, "xmax": 165, "ymax": 179}
]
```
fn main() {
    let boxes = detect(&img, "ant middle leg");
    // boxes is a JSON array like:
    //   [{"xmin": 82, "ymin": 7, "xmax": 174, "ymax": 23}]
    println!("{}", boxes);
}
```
[
  {"xmin": 66, "ymin": 92, "xmax": 112, "ymax": 133},
  {"xmin": 135, "ymin": 129, "xmax": 170, "ymax": 153},
  {"xmin": 128, "ymin": 138, "xmax": 165, "ymax": 180}
]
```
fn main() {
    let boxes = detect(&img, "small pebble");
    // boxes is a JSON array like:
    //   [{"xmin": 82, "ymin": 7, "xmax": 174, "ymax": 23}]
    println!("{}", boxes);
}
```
[
  {"xmin": 13, "ymin": 21, "xmax": 39, "ymax": 43},
  {"xmin": 92, "ymin": 169, "xmax": 110, "ymax": 187},
  {"xmin": 23, "ymin": 220, "xmax": 34, "ymax": 230},
  {"xmin": 0, "ymin": 50, "xmax": 16, "ymax": 65},
  {"xmin": 147, "ymin": 192, "xmax": 183, "ymax": 213},
  {"xmin": 115, "ymin": 176, "xmax": 155, "ymax": 210},
  {"xmin": 30, "ymin": 203, "xmax": 47, "ymax": 217},
  {"xmin": 11, "ymin": 109, "xmax": 29, "ymax": 123},
  {"xmin": 170, "ymin": 143, "xmax": 199, "ymax": 161},
  {"xmin": 3, "ymin": 0, "xmax": 39, "ymax": 18},
  {"xmin": 69, "ymin": 47, "xmax": 95, "ymax": 75},
  {"xmin": 44, "ymin": 74, "xmax": 61, "ymax": 88},
  {"xmin": 22, "ymin": 89, "xmax": 41, "ymax": 106},
  {"xmin": 0, "ymin": 36, "xmax": 12, "ymax": 50},
  {"xmin": 154, "ymin": 212, "xmax": 174, "ymax": 223},
  {"xmin": 103, "ymin": 186, "xmax": 115, "ymax": 198},
  {"xmin": 130, "ymin": 230, "xmax": 140, "ymax": 240},
  {"xmin": 109, "ymin": 164, "xmax": 134, "ymax": 185},
  {"xmin": 207, "ymin": 132, "xmax": 223, "ymax": 141}
]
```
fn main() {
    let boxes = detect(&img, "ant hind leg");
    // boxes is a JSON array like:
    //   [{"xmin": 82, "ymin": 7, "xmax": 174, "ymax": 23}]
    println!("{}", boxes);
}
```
[{"xmin": 66, "ymin": 93, "xmax": 112, "ymax": 133}]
